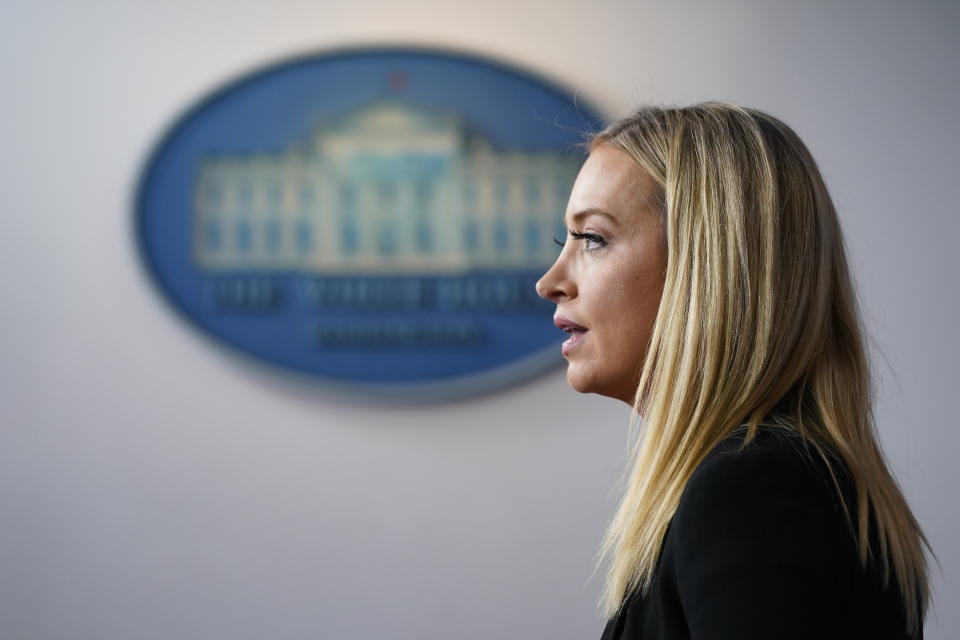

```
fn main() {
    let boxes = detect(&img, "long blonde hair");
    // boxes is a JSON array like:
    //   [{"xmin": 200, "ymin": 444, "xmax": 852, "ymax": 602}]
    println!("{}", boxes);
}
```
[{"xmin": 593, "ymin": 103, "xmax": 930, "ymax": 633}]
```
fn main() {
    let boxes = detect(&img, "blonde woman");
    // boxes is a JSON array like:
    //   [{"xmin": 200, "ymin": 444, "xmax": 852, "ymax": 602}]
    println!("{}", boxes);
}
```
[{"xmin": 535, "ymin": 103, "xmax": 930, "ymax": 639}]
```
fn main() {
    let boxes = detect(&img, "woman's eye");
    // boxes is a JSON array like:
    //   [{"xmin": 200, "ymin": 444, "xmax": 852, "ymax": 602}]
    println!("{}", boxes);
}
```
[{"xmin": 570, "ymin": 230, "xmax": 607, "ymax": 251}]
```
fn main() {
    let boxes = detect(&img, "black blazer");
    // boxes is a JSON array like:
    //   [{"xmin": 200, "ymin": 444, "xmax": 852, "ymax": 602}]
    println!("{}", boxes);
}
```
[{"xmin": 600, "ymin": 427, "xmax": 921, "ymax": 640}]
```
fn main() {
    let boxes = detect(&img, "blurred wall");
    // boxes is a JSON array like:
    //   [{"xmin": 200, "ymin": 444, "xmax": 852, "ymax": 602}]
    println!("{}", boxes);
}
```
[{"xmin": 2, "ymin": 1, "xmax": 958, "ymax": 638}]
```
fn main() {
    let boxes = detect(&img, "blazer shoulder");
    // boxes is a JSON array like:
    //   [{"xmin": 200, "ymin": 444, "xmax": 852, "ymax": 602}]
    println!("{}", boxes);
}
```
[
  {"xmin": 675, "ymin": 427, "xmax": 850, "ymax": 538},
  {"xmin": 687, "ymin": 427, "xmax": 840, "ymax": 499},
  {"xmin": 667, "ymin": 427, "xmax": 858, "ymax": 639}
]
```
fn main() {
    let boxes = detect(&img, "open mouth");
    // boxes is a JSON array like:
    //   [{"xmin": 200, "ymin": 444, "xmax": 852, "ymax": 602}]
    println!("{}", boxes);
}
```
[
  {"xmin": 554, "ymin": 315, "xmax": 588, "ymax": 355},
  {"xmin": 561, "ymin": 327, "xmax": 588, "ymax": 355}
]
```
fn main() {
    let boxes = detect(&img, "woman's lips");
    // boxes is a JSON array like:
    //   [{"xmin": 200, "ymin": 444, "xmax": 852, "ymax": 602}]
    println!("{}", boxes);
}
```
[
  {"xmin": 554, "ymin": 315, "xmax": 588, "ymax": 356},
  {"xmin": 561, "ymin": 329, "xmax": 588, "ymax": 355}
]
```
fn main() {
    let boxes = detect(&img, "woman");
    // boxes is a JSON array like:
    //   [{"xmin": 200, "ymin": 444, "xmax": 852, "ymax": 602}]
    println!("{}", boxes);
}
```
[{"xmin": 535, "ymin": 103, "xmax": 930, "ymax": 639}]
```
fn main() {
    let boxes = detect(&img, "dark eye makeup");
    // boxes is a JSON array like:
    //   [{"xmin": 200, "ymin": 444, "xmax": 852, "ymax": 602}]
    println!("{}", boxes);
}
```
[{"xmin": 553, "ymin": 230, "xmax": 607, "ymax": 250}]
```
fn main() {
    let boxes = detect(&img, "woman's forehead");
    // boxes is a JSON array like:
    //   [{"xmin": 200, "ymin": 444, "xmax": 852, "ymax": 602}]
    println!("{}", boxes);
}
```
[{"xmin": 567, "ymin": 145, "xmax": 658, "ymax": 225}]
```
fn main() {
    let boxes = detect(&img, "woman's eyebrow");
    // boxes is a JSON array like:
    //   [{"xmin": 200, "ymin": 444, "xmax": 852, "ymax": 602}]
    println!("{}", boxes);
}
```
[{"xmin": 566, "ymin": 208, "xmax": 620, "ymax": 228}]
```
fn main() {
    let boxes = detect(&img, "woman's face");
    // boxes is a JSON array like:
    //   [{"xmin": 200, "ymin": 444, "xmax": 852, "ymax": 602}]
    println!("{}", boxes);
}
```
[{"xmin": 535, "ymin": 143, "xmax": 667, "ymax": 405}]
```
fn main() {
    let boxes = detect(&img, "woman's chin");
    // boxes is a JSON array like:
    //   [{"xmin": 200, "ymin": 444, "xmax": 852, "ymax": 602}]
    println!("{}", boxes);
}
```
[
  {"xmin": 566, "ymin": 366, "xmax": 638, "ymax": 405},
  {"xmin": 565, "ymin": 367, "xmax": 601, "ymax": 396}
]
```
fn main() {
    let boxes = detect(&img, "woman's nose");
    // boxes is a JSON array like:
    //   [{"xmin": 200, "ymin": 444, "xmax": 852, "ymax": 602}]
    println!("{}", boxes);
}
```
[{"xmin": 535, "ymin": 258, "xmax": 574, "ymax": 302}]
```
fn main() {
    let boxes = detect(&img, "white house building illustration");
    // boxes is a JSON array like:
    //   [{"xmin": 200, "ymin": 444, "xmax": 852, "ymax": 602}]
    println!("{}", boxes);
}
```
[{"xmin": 193, "ymin": 100, "xmax": 582, "ymax": 274}]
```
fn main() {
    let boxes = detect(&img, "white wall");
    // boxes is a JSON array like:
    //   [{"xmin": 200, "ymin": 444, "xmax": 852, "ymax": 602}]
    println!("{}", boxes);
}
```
[{"xmin": 3, "ymin": 1, "xmax": 958, "ymax": 638}]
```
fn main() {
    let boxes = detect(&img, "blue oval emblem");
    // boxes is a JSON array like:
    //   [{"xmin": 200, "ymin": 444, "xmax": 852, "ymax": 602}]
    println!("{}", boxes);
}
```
[{"xmin": 136, "ymin": 48, "xmax": 604, "ymax": 401}]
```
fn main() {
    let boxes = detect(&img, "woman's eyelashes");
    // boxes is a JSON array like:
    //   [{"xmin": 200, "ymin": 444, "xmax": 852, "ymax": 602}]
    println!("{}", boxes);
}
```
[{"xmin": 553, "ymin": 230, "xmax": 608, "ymax": 251}]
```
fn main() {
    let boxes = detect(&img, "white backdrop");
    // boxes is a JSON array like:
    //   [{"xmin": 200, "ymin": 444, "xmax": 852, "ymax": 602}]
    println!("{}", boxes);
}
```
[{"xmin": 3, "ymin": 1, "xmax": 958, "ymax": 638}]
